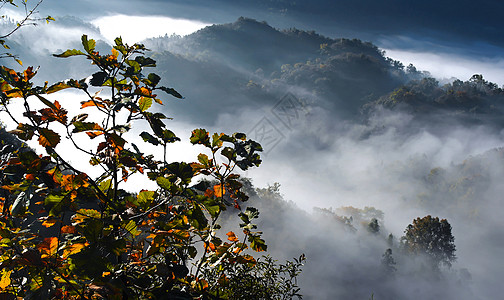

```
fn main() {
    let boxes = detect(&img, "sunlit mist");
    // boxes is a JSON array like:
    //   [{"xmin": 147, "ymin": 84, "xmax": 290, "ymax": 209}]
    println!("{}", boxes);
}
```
[{"xmin": 91, "ymin": 14, "xmax": 210, "ymax": 44}]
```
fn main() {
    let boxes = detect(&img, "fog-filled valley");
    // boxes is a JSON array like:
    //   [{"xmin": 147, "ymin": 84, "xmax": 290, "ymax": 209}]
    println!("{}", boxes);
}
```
[{"xmin": 2, "ymin": 10, "xmax": 504, "ymax": 300}]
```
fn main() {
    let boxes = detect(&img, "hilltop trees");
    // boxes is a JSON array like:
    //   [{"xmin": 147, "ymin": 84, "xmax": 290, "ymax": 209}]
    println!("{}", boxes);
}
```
[
  {"xmin": 401, "ymin": 215, "xmax": 456, "ymax": 269},
  {"xmin": 0, "ymin": 34, "xmax": 304, "ymax": 299},
  {"xmin": 371, "ymin": 75, "xmax": 504, "ymax": 116}
]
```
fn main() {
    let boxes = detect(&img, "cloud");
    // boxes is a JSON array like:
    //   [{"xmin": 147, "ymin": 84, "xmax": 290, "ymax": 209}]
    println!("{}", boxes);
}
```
[
  {"xmin": 377, "ymin": 35, "xmax": 504, "ymax": 86},
  {"xmin": 91, "ymin": 14, "xmax": 211, "ymax": 44},
  {"xmin": 384, "ymin": 48, "xmax": 504, "ymax": 85}
]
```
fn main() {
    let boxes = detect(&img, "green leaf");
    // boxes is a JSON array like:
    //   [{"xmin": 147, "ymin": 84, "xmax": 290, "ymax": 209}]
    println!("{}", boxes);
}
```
[
  {"xmin": 38, "ymin": 128, "xmax": 61, "ymax": 147},
  {"xmin": 81, "ymin": 219, "xmax": 103, "ymax": 242},
  {"xmin": 71, "ymin": 114, "xmax": 89, "ymax": 123},
  {"xmin": 200, "ymin": 196, "xmax": 221, "ymax": 218},
  {"xmin": 161, "ymin": 129, "xmax": 180, "ymax": 143},
  {"xmin": 9, "ymin": 123, "xmax": 34, "ymax": 141},
  {"xmin": 90, "ymin": 71, "xmax": 108, "ymax": 86},
  {"xmin": 239, "ymin": 207, "xmax": 260, "ymax": 227},
  {"xmin": 135, "ymin": 56, "xmax": 156, "ymax": 67},
  {"xmin": 140, "ymin": 131, "xmax": 160, "ymax": 145},
  {"xmin": 190, "ymin": 129, "xmax": 210, "ymax": 146},
  {"xmin": 158, "ymin": 86, "xmax": 184, "ymax": 99},
  {"xmin": 98, "ymin": 179, "xmax": 112, "ymax": 193},
  {"xmin": 248, "ymin": 235, "xmax": 267, "ymax": 252},
  {"xmin": 244, "ymin": 207, "xmax": 259, "ymax": 219},
  {"xmin": 35, "ymin": 94, "xmax": 57, "ymax": 110},
  {"xmin": 221, "ymin": 147, "xmax": 235, "ymax": 161},
  {"xmin": 125, "ymin": 60, "xmax": 141, "ymax": 73},
  {"xmin": 111, "ymin": 124, "xmax": 130, "ymax": 134},
  {"xmin": 138, "ymin": 97, "xmax": 153, "ymax": 112},
  {"xmin": 197, "ymin": 153, "xmax": 210, "ymax": 166},
  {"xmin": 166, "ymin": 162, "xmax": 194, "ymax": 185},
  {"xmin": 156, "ymin": 176, "xmax": 173, "ymax": 190},
  {"xmin": 53, "ymin": 49, "xmax": 86, "ymax": 58},
  {"xmin": 233, "ymin": 132, "xmax": 247, "ymax": 140},
  {"xmin": 107, "ymin": 238, "xmax": 127, "ymax": 256},
  {"xmin": 18, "ymin": 150, "xmax": 38, "ymax": 166},
  {"xmin": 145, "ymin": 73, "xmax": 161, "ymax": 87},
  {"xmin": 114, "ymin": 37, "xmax": 127, "ymax": 55},
  {"xmin": 220, "ymin": 134, "xmax": 235, "ymax": 143},
  {"xmin": 44, "ymin": 193, "xmax": 65, "ymax": 205},
  {"xmin": 81, "ymin": 35, "xmax": 96, "ymax": 54},
  {"xmin": 144, "ymin": 112, "xmax": 167, "ymax": 138},
  {"xmin": 45, "ymin": 193, "xmax": 69, "ymax": 217},
  {"xmin": 137, "ymin": 190, "xmax": 155, "ymax": 207},
  {"xmin": 212, "ymin": 133, "xmax": 224, "ymax": 148},
  {"xmin": 72, "ymin": 121, "xmax": 102, "ymax": 133},
  {"xmin": 69, "ymin": 245, "xmax": 109, "ymax": 278},
  {"xmin": 122, "ymin": 220, "xmax": 141, "ymax": 239},
  {"xmin": 187, "ymin": 204, "xmax": 208, "ymax": 230}
]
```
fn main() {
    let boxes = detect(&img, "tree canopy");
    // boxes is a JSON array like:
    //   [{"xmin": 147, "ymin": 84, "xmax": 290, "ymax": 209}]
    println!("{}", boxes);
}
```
[{"xmin": 401, "ymin": 215, "xmax": 456, "ymax": 269}]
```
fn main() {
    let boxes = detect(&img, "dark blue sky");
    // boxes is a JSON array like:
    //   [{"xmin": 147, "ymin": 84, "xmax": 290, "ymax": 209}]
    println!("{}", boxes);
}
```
[
  {"xmin": 32, "ymin": 0, "xmax": 504, "ymax": 84},
  {"xmin": 44, "ymin": 0, "xmax": 504, "ymax": 49}
]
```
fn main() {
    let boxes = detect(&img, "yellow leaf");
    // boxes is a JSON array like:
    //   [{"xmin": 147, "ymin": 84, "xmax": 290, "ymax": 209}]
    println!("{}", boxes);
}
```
[
  {"xmin": 111, "ymin": 48, "xmax": 119, "ymax": 59},
  {"xmin": 62, "ymin": 243, "xmax": 86, "ymax": 259},
  {"xmin": 0, "ymin": 269, "xmax": 12, "ymax": 289}
]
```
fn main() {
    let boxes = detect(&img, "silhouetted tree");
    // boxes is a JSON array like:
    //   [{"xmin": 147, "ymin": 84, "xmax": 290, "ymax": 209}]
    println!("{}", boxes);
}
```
[
  {"xmin": 367, "ymin": 218, "xmax": 380, "ymax": 234},
  {"xmin": 381, "ymin": 248, "xmax": 397, "ymax": 275},
  {"xmin": 401, "ymin": 215, "xmax": 456, "ymax": 268}
]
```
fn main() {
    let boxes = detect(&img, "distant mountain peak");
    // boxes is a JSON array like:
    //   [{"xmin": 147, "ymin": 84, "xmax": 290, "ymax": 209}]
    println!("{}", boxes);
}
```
[{"xmin": 232, "ymin": 16, "xmax": 273, "ymax": 29}]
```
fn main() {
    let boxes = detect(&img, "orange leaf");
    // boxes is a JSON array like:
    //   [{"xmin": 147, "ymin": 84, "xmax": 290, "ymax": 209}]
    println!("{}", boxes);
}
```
[
  {"xmin": 61, "ymin": 173, "xmax": 89, "ymax": 191},
  {"xmin": 135, "ymin": 87, "xmax": 152, "ymax": 97},
  {"xmin": 86, "ymin": 131, "xmax": 104, "ymax": 138},
  {"xmin": 61, "ymin": 225, "xmax": 76, "ymax": 234},
  {"xmin": 81, "ymin": 100, "xmax": 105, "ymax": 108},
  {"xmin": 206, "ymin": 242, "xmax": 216, "ymax": 252},
  {"xmin": 236, "ymin": 254, "xmax": 257, "ymax": 265},
  {"xmin": 213, "ymin": 184, "xmax": 225, "ymax": 197},
  {"xmin": 41, "ymin": 219, "xmax": 59, "ymax": 228},
  {"xmin": 111, "ymin": 48, "xmax": 119, "ymax": 59},
  {"xmin": 38, "ymin": 128, "xmax": 60, "ymax": 147},
  {"xmin": 25, "ymin": 174, "xmax": 36, "ymax": 181},
  {"xmin": 195, "ymin": 279, "xmax": 209, "ymax": 291},
  {"xmin": 37, "ymin": 237, "xmax": 58, "ymax": 258},
  {"xmin": 23, "ymin": 66, "xmax": 36, "ymax": 81},
  {"xmin": 129, "ymin": 251, "xmax": 141, "ymax": 262},
  {"xmin": 204, "ymin": 188, "xmax": 214, "ymax": 198},
  {"xmin": 226, "ymin": 231, "xmax": 239, "ymax": 242}
]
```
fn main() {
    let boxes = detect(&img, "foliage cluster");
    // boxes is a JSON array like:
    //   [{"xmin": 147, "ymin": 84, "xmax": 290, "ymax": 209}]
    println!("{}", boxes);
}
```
[
  {"xmin": 372, "ymin": 75, "xmax": 504, "ymax": 115},
  {"xmin": 0, "ymin": 33, "xmax": 304, "ymax": 299},
  {"xmin": 401, "ymin": 215, "xmax": 456, "ymax": 269}
]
